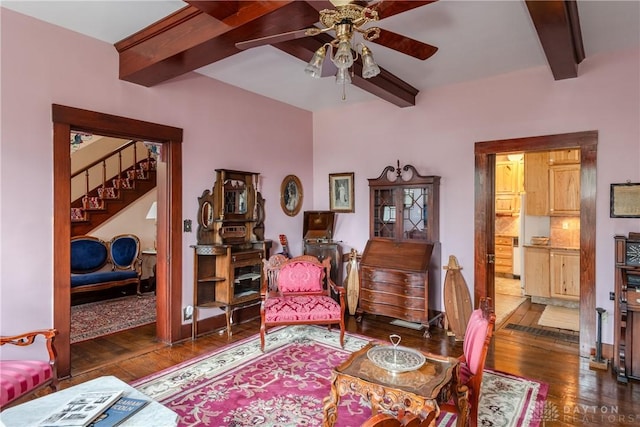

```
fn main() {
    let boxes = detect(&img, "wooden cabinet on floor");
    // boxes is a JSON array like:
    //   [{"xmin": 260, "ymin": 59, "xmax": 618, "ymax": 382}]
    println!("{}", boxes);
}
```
[
  {"xmin": 495, "ymin": 235, "xmax": 516, "ymax": 277},
  {"xmin": 359, "ymin": 162, "xmax": 440, "ymax": 337},
  {"xmin": 524, "ymin": 246, "xmax": 550, "ymax": 298},
  {"xmin": 614, "ymin": 234, "xmax": 640, "ymax": 383},
  {"xmin": 550, "ymin": 249, "xmax": 580, "ymax": 300}
]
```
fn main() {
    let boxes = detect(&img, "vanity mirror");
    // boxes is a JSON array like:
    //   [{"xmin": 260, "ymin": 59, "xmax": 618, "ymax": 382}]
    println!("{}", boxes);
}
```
[{"xmin": 196, "ymin": 189, "xmax": 216, "ymax": 245}]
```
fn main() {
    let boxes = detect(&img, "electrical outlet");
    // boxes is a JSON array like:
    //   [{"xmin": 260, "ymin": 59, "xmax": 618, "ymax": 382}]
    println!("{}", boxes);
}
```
[
  {"xmin": 184, "ymin": 219, "xmax": 192, "ymax": 232},
  {"xmin": 183, "ymin": 305, "xmax": 193, "ymax": 321}
]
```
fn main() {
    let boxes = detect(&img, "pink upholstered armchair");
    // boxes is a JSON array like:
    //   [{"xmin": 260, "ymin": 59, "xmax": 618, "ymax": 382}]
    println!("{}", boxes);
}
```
[
  {"xmin": 260, "ymin": 255, "xmax": 346, "ymax": 351},
  {"xmin": 0, "ymin": 329, "xmax": 58, "ymax": 410}
]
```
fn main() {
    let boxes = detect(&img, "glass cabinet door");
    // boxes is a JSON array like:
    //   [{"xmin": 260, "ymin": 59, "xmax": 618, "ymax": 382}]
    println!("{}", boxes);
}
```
[
  {"xmin": 372, "ymin": 188, "xmax": 396, "ymax": 239},
  {"xmin": 402, "ymin": 187, "xmax": 429, "ymax": 241}
]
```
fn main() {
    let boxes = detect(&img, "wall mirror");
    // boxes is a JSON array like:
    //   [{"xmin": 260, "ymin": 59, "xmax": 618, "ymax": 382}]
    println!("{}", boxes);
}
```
[
  {"xmin": 224, "ymin": 179, "xmax": 247, "ymax": 215},
  {"xmin": 214, "ymin": 169, "xmax": 257, "ymax": 221},
  {"xmin": 196, "ymin": 189, "xmax": 216, "ymax": 245}
]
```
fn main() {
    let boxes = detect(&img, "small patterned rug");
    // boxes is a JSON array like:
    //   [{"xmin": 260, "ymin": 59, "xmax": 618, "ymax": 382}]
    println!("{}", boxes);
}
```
[
  {"xmin": 537, "ymin": 305, "xmax": 579, "ymax": 332},
  {"xmin": 71, "ymin": 293, "xmax": 156, "ymax": 343},
  {"xmin": 132, "ymin": 325, "xmax": 548, "ymax": 427}
]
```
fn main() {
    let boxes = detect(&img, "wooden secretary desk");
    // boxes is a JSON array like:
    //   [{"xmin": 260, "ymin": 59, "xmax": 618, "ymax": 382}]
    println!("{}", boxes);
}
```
[{"xmin": 357, "ymin": 162, "xmax": 440, "ymax": 337}]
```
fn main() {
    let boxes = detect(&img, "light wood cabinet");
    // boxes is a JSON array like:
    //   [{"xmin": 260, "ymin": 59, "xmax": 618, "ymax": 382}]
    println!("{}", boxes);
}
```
[
  {"xmin": 550, "ymin": 249, "xmax": 580, "ymax": 300},
  {"xmin": 524, "ymin": 152, "xmax": 549, "ymax": 216},
  {"xmin": 549, "ymin": 148, "xmax": 580, "ymax": 164},
  {"xmin": 495, "ymin": 235, "xmax": 515, "ymax": 276},
  {"xmin": 524, "ymin": 247, "xmax": 550, "ymax": 298},
  {"xmin": 549, "ymin": 164, "xmax": 580, "ymax": 216},
  {"xmin": 496, "ymin": 161, "xmax": 518, "ymax": 194}
]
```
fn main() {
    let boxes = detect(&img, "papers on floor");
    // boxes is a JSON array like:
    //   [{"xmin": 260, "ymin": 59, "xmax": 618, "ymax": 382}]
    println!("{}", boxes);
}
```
[{"xmin": 38, "ymin": 390, "xmax": 127, "ymax": 427}]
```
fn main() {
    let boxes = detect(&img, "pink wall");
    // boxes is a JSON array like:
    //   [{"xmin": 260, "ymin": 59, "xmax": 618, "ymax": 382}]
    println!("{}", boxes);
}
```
[
  {"xmin": 313, "ymin": 47, "xmax": 640, "ymax": 344},
  {"xmin": 2, "ymin": 7, "xmax": 639, "ymax": 347},
  {"xmin": 0, "ymin": 9, "xmax": 313, "ymax": 333}
]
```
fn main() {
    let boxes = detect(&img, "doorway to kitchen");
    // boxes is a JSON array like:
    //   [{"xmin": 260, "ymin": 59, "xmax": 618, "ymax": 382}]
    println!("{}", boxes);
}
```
[{"xmin": 474, "ymin": 131, "xmax": 597, "ymax": 358}]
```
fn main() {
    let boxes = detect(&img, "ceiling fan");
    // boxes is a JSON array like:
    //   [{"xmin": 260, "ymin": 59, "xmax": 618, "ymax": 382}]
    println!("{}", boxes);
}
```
[{"xmin": 235, "ymin": 1, "xmax": 438, "ymax": 90}]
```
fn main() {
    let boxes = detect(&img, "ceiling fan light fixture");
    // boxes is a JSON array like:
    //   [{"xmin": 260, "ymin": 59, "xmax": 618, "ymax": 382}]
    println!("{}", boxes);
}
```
[
  {"xmin": 360, "ymin": 45, "xmax": 380, "ymax": 79},
  {"xmin": 305, "ymin": 45, "xmax": 327, "ymax": 78},
  {"xmin": 332, "ymin": 39, "xmax": 355, "ymax": 69},
  {"xmin": 335, "ymin": 67, "xmax": 352, "ymax": 85}
]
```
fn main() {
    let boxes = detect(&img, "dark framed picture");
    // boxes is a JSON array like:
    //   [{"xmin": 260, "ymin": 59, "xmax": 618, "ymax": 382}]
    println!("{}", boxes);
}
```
[
  {"xmin": 329, "ymin": 172, "xmax": 355, "ymax": 213},
  {"xmin": 280, "ymin": 175, "xmax": 303, "ymax": 217},
  {"xmin": 610, "ymin": 183, "xmax": 640, "ymax": 218}
]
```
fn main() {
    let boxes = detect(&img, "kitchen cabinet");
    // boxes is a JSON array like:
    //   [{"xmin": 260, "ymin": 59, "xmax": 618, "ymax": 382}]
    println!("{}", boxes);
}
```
[
  {"xmin": 549, "ymin": 164, "xmax": 580, "ymax": 216},
  {"xmin": 524, "ymin": 246, "xmax": 550, "ymax": 298},
  {"xmin": 495, "ymin": 235, "xmax": 515, "ymax": 276},
  {"xmin": 524, "ymin": 152, "xmax": 549, "ymax": 216},
  {"xmin": 550, "ymin": 249, "xmax": 580, "ymax": 300},
  {"xmin": 549, "ymin": 148, "xmax": 580, "ymax": 164},
  {"xmin": 496, "ymin": 161, "xmax": 518, "ymax": 194}
]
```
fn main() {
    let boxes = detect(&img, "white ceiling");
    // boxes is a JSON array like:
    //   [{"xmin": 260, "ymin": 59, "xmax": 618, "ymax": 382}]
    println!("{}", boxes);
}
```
[{"xmin": 3, "ymin": 1, "xmax": 639, "ymax": 112}]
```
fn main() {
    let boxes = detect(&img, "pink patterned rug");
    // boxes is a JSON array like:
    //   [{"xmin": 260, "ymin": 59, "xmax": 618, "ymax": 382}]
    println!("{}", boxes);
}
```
[
  {"xmin": 71, "ymin": 294, "xmax": 156, "ymax": 343},
  {"xmin": 132, "ymin": 326, "xmax": 548, "ymax": 427}
]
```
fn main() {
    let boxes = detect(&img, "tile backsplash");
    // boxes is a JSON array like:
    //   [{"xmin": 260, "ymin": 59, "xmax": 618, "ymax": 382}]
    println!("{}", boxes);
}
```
[{"xmin": 550, "ymin": 216, "xmax": 580, "ymax": 248}]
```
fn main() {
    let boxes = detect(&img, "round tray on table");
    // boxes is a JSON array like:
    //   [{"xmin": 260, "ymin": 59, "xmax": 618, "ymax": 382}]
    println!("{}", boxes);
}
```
[{"xmin": 367, "ymin": 345, "xmax": 426, "ymax": 373}]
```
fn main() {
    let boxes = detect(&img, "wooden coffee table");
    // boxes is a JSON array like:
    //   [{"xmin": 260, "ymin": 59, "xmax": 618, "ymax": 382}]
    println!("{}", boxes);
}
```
[
  {"xmin": 322, "ymin": 342, "xmax": 462, "ymax": 427},
  {"xmin": 0, "ymin": 375, "xmax": 178, "ymax": 426}
]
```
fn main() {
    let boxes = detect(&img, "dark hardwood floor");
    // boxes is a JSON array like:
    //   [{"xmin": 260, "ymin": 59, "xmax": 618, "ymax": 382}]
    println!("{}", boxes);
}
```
[{"xmin": 48, "ymin": 300, "xmax": 639, "ymax": 426}]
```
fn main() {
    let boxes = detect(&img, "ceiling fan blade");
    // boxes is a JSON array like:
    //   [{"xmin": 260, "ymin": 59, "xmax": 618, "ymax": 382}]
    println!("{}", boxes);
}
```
[
  {"xmin": 368, "ymin": 1, "xmax": 437, "ymax": 19},
  {"xmin": 369, "ymin": 28, "xmax": 438, "ymax": 60},
  {"xmin": 236, "ymin": 28, "xmax": 317, "ymax": 50}
]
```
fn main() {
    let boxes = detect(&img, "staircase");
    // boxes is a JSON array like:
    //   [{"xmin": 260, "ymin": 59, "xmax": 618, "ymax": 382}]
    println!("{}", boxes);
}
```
[{"xmin": 71, "ymin": 140, "xmax": 157, "ymax": 236}]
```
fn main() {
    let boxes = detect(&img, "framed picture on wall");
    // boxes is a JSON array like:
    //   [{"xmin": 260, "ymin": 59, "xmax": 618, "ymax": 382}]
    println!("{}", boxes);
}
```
[
  {"xmin": 329, "ymin": 172, "xmax": 355, "ymax": 213},
  {"xmin": 280, "ymin": 175, "xmax": 303, "ymax": 217},
  {"xmin": 610, "ymin": 182, "xmax": 640, "ymax": 218}
]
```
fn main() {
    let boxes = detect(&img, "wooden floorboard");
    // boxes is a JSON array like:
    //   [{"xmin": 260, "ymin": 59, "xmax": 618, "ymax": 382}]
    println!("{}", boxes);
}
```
[{"xmin": 30, "ymin": 302, "xmax": 638, "ymax": 426}]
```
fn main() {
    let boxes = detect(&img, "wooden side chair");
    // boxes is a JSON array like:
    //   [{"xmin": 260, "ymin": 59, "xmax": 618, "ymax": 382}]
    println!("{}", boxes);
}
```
[
  {"xmin": 260, "ymin": 254, "xmax": 346, "ymax": 351},
  {"xmin": 440, "ymin": 297, "xmax": 496, "ymax": 427},
  {"xmin": 0, "ymin": 329, "xmax": 58, "ymax": 410}
]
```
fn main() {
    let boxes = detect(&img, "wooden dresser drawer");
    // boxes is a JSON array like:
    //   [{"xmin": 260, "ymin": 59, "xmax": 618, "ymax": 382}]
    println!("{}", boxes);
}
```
[
  {"xmin": 359, "ymin": 299, "xmax": 425, "ymax": 323},
  {"xmin": 495, "ymin": 236, "xmax": 514, "ymax": 246},
  {"xmin": 360, "ymin": 288, "xmax": 424, "ymax": 309},
  {"xmin": 361, "ymin": 266, "xmax": 425, "ymax": 288},
  {"xmin": 360, "ymin": 279, "xmax": 425, "ymax": 298},
  {"xmin": 494, "ymin": 257, "xmax": 513, "ymax": 268}
]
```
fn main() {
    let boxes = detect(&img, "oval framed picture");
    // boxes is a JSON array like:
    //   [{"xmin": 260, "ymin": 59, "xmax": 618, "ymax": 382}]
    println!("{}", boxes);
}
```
[{"xmin": 280, "ymin": 175, "xmax": 303, "ymax": 217}]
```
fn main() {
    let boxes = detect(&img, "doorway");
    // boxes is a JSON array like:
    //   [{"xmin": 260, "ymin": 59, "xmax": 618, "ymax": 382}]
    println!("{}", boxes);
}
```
[
  {"xmin": 52, "ymin": 104, "xmax": 184, "ymax": 378},
  {"xmin": 474, "ymin": 131, "xmax": 597, "ymax": 358}
]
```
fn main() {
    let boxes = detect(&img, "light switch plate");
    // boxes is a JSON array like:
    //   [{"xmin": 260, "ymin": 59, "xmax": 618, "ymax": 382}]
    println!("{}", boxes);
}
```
[{"xmin": 184, "ymin": 219, "xmax": 192, "ymax": 232}]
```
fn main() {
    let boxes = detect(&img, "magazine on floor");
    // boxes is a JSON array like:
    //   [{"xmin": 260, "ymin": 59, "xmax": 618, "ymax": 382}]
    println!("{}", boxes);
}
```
[
  {"xmin": 89, "ymin": 396, "xmax": 150, "ymax": 427},
  {"xmin": 38, "ymin": 390, "xmax": 123, "ymax": 427}
]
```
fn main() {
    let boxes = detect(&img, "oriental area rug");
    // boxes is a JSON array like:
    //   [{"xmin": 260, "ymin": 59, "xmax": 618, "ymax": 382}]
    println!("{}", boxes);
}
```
[
  {"xmin": 71, "ymin": 293, "xmax": 156, "ymax": 343},
  {"xmin": 132, "ymin": 326, "xmax": 548, "ymax": 427}
]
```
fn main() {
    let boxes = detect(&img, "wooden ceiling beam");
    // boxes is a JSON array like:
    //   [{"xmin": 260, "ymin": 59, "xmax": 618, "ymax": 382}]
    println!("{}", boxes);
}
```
[
  {"xmin": 275, "ymin": 35, "xmax": 418, "ymax": 107},
  {"xmin": 115, "ymin": 0, "xmax": 420, "ymax": 106},
  {"xmin": 525, "ymin": 0, "xmax": 585, "ymax": 80},
  {"xmin": 115, "ymin": 1, "xmax": 319, "ymax": 87}
]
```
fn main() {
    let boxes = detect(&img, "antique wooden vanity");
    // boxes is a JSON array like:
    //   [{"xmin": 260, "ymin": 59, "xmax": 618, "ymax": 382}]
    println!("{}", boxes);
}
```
[{"xmin": 191, "ymin": 169, "xmax": 271, "ymax": 339}]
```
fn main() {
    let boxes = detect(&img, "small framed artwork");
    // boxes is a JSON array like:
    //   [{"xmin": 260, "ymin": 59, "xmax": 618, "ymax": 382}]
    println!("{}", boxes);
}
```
[
  {"xmin": 281, "ymin": 175, "xmax": 303, "ymax": 217},
  {"xmin": 610, "ymin": 183, "xmax": 640, "ymax": 218},
  {"xmin": 329, "ymin": 172, "xmax": 355, "ymax": 213}
]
